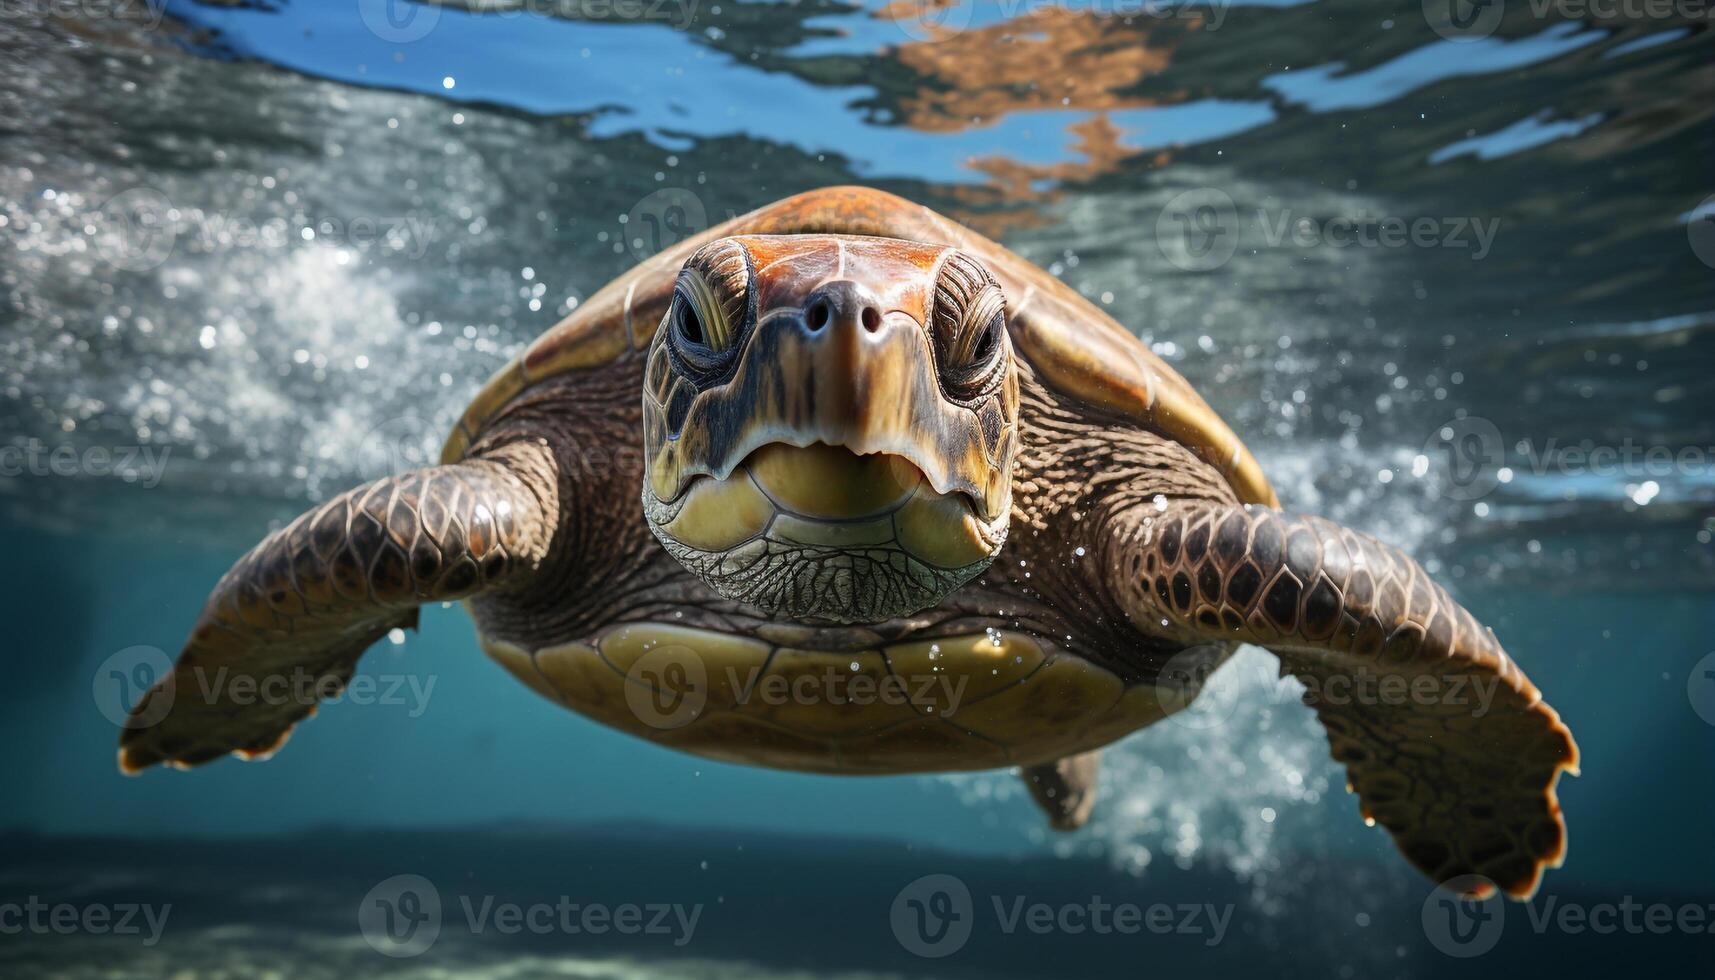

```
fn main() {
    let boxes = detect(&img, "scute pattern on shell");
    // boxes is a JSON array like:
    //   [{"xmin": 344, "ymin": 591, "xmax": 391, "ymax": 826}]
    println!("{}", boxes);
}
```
[{"xmin": 481, "ymin": 625, "xmax": 1169, "ymax": 773}]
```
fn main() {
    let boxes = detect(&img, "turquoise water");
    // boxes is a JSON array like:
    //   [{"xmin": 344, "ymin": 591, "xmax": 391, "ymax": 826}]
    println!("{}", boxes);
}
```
[{"xmin": 1, "ymin": 1, "xmax": 1712, "ymax": 975}]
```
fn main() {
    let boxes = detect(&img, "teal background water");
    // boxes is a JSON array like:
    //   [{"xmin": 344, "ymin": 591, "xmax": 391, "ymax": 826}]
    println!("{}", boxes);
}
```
[{"xmin": 1, "ymin": 0, "xmax": 1711, "ymax": 975}]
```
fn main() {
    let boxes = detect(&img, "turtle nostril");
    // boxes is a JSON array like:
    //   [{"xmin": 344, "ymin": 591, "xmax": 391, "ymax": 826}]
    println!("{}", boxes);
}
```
[
  {"xmin": 861, "ymin": 306, "xmax": 881, "ymax": 333},
  {"xmin": 806, "ymin": 299, "xmax": 831, "ymax": 332}
]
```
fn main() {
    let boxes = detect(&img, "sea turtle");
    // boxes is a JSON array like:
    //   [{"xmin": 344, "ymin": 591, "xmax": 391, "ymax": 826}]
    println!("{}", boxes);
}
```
[{"xmin": 119, "ymin": 187, "xmax": 1577, "ymax": 898}]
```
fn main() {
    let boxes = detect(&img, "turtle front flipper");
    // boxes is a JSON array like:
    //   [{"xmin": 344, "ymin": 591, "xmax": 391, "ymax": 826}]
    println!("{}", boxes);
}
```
[
  {"xmin": 118, "ymin": 441, "xmax": 559, "ymax": 773},
  {"xmin": 1105, "ymin": 501, "xmax": 1579, "ymax": 899}
]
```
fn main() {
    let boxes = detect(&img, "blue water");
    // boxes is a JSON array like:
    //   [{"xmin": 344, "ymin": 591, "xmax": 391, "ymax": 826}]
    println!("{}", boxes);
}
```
[{"xmin": 1, "ymin": 1, "xmax": 1711, "ymax": 975}]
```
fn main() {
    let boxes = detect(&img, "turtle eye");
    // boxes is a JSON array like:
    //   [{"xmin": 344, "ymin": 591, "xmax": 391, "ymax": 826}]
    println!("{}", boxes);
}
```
[
  {"xmin": 670, "ymin": 270, "xmax": 733, "ymax": 360},
  {"xmin": 670, "ymin": 281, "xmax": 715, "ymax": 352},
  {"xmin": 667, "ymin": 239, "xmax": 751, "ymax": 374},
  {"xmin": 932, "ymin": 252, "xmax": 1008, "ymax": 399}
]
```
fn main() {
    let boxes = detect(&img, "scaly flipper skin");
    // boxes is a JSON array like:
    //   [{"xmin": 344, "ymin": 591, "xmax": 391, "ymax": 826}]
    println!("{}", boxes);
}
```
[
  {"xmin": 118, "ymin": 441, "xmax": 559, "ymax": 773},
  {"xmin": 1106, "ymin": 501, "xmax": 1578, "ymax": 899}
]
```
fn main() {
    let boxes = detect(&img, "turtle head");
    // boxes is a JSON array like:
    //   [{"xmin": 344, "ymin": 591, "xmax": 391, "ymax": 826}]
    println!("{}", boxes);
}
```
[{"xmin": 640, "ymin": 234, "xmax": 1019, "ymax": 624}]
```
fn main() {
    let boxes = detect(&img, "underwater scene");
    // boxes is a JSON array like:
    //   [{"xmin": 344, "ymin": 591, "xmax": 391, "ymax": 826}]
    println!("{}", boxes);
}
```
[{"xmin": 1, "ymin": 0, "xmax": 1711, "ymax": 976}]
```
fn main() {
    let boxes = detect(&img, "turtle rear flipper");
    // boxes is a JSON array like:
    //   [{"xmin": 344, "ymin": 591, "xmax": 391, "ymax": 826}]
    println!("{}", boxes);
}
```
[
  {"xmin": 1112, "ymin": 502, "xmax": 1578, "ymax": 899},
  {"xmin": 1022, "ymin": 750, "xmax": 1101, "ymax": 831},
  {"xmin": 118, "ymin": 442, "xmax": 559, "ymax": 773}
]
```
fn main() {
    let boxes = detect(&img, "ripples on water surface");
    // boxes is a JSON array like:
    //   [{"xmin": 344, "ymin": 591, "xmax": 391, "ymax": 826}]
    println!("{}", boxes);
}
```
[{"xmin": 0, "ymin": 2, "xmax": 1711, "ymax": 977}]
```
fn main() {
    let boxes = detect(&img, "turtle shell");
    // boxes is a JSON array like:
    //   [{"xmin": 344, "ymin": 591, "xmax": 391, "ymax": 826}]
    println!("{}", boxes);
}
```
[{"xmin": 443, "ymin": 186, "xmax": 1277, "ymax": 508}]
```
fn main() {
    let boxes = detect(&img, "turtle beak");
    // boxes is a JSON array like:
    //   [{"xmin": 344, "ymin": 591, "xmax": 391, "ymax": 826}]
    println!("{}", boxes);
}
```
[
  {"xmin": 647, "ymin": 282, "xmax": 1007, "ymax": 522},
  {"xmin": 764, "ymin": 278, "xmax": 918, "ymax": 447}
]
